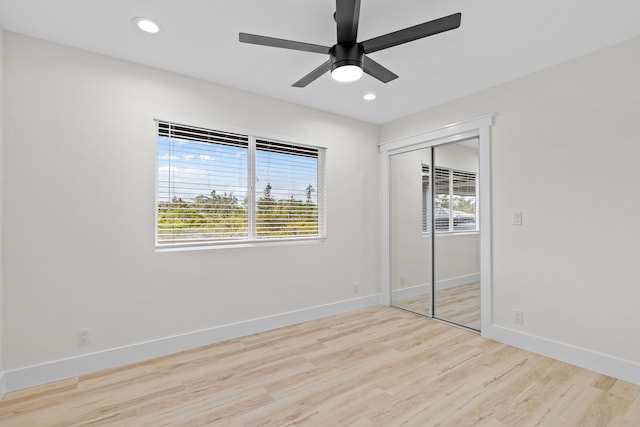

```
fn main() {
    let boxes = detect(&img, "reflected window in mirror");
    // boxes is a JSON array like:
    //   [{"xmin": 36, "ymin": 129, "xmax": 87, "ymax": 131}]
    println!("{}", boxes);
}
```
[{"xmin": 422, "ymin": 165, "xmax": 477, "ymax": 233}]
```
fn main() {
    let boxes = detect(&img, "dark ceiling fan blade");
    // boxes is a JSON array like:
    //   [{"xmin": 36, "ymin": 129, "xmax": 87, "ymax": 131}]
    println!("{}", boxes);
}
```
[
  {"xmin": 362, "ymin": 56, "xmax": 398, "ymax": 83},
  {"xmin": 360, "ymin": 12, "xmax": 461, "ymax": 54},
  {"xmin": 239, "ymin": 33, "xmax": 331, "ymax": 54},
  {"xmin": 335, "ymin": 0, "xmax": 361, "ymax": 44},
  {"xmin": 292, "ymin": 60, "xmax": 332, "ymax": 87}
]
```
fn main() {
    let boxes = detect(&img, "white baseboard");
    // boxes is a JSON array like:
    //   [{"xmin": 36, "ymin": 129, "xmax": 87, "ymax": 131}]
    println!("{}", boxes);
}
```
[
  {"xmin": 391, "ymin": 283, "xmax": 429, "ymax": 300},
  {"xmin": 391, "ymin": 273, "xmax": 480, "ymax": 301},
  {"xmin": 485, "ymin": 325, "xmax": 640, "ymax": 386},
  {"xmin": 4, "ymin": 294, "xmax": 379, "ymax": 393},
  {"xmin": 7, "ymin": 294, "xmax": 638, "ymax": 395},
  {"xmin": 436, "ymin": 273, "xmax": 480, "ymax": 291}
]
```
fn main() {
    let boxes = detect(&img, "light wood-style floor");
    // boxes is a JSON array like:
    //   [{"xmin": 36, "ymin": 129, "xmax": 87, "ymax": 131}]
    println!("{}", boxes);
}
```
[
  {"xmin": 1, "ymin": 307, "xmax": 639, "ymax": 426},
  {"xmin": 393, "ymin": 282, "xmax": 481, "ymax": 330}
]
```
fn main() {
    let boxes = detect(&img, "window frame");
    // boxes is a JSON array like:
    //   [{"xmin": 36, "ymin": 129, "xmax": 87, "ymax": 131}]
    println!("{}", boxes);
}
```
[{"xmin": 155, "ymin": 117, "xmax": 327, "ymax": 250}]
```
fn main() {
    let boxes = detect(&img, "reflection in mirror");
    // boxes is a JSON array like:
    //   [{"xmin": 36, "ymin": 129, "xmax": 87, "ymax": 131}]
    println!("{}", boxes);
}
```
[
  {"xmin": 433, "ymin": 138, "xmax": 480, "ymax": 330},
  {"xmin": 389, "ymin": 138, "xmax": 481, "ymax": 331},
  {"xmin": 390, "ymin": 148, "xmax": 432, "ymax": 315}
]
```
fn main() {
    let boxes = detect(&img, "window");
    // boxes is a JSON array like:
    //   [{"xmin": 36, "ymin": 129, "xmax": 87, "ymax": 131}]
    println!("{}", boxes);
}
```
[
  {"xmin": 255, "ymin": 139, "xmax": 321, "ymax": 238},
  {"xmin": 422, "ymin": 165, "xmax": 477, "ymax": 233},
  {"xmin": 156, "ymin": 120, "xmax": 325, "ymax": 248}
]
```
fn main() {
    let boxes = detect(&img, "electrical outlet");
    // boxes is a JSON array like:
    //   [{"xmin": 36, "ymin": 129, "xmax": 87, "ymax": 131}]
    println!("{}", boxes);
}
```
[
  {"xmin": 513, "ymin": 310, "xmax": 524, "ymax": 325},
  {"xmin": 353, "ymin": 283, "xmax": 360, "ymax": 294},
  {"xmin": 400, "ymin": 276, "xmax": 406, "ymax": 286},
  {"xmin": 512, "ymin": 212, "xmax": 523, "ymax": 225},
  {"xmin": 78, "ymin": 328, "xmax": 90, "ymax": 346}
]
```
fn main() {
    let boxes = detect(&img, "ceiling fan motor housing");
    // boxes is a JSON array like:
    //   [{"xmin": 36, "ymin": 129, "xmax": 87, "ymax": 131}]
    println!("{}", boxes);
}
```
[{"xmin": 330, "ymin": 43, "xmax": 365, "ymax": 71}]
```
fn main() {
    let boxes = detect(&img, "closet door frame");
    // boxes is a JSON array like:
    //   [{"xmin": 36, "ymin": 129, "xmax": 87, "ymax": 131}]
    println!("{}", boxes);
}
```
[{"xmin": 379, "ymin": 114, "xmax": 494, "ymax": 335}]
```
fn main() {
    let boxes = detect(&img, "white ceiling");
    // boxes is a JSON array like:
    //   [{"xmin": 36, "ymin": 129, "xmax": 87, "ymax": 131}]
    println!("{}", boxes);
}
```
[{"xmin": 1, "ymin": 0, "xmax": 640, "ymax": 124}]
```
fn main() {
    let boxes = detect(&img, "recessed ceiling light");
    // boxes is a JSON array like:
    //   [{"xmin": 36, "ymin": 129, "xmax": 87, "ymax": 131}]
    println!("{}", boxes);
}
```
[
  {"xmin": 133, "ymin": 17, "xmax": 160, "ymax": 34},
  {"xmin": 363, "ymin": 93, "xmax": 376, "ymax": 101},
  {"xmin": 331, "ymin": 65, "xmax": 363, "ymax": 83}
]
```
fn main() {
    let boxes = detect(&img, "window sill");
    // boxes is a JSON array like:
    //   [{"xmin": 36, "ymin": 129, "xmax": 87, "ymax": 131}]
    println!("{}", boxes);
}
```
[
  {"xmin": 421, "ymin": 231, "xmax": 479, "ymax": 238},
  {"xmin": 155, "ymin": 236, "xmax": 327, "ymax": 252}
]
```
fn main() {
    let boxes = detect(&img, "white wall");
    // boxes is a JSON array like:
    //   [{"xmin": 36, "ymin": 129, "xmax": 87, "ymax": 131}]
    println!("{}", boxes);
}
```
[
  {"xmin": 0, "ymin": 26, "xmax": 5, "ymax": 384},
  {"xmin": 381, "ymin": 36, "xmax": 640, "ymax": 366},
  {"xmin": 2, "ymin": 33, "xmax": 379, "ymax": 372}
]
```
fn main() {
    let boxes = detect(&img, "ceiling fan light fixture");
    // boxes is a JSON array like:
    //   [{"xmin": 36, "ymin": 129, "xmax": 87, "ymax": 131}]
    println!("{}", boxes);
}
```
[
  {"xmin": 133, "ymin": 17, "xmax": 160, "ymax": 34},
  {"xmin": 331, "ymin": 65, "xmax": 363, "ymax": 83}
]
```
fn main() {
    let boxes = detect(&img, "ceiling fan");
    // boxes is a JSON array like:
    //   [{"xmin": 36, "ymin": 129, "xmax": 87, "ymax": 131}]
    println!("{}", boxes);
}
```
[{"xmin": 239, "ymin": 0, "xmax": 461, "ymax": 87}]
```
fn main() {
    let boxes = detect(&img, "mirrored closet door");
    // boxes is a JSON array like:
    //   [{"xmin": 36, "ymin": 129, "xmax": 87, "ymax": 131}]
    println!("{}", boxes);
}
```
[
  {"xmin": 390, "ymin": 147, "xmax": 432, "ymax": 316},
  {"xmin": 390, "ymin": 138, "xmax": 480, "ymax": 331}
]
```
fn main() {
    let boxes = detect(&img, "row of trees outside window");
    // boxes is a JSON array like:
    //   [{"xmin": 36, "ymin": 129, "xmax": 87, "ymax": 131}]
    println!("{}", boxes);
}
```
[{"xmin": 157, "ymin": 184, "xmax": 318, "ymax": 243}]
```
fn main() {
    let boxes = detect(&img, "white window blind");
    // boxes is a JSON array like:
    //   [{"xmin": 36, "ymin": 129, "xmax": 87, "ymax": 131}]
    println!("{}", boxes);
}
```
[
  {"xmin": 156, "ymin": 120, "xmax": 325, "ymax": 248},
  {"xmin": 434, "ymin": 167, "xmax": 452, "ymax": 231},
  {"xmin": 422, "ymin": 166, "xmax": 430, "ymax": 232},
  {"xmin": 256, "ymin": 139, "xmax": 321, "ymax": 238},
  {"xmin": 157, "ymin": 122, "xmax": 249, "ymax": 245},
  {"xmin": 422, "ymin": 165, "xmax": 477, "ymax": 233},
  {"xmin": 450, "ymin": 170, "xmax": 477, "ymax": 231}
]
